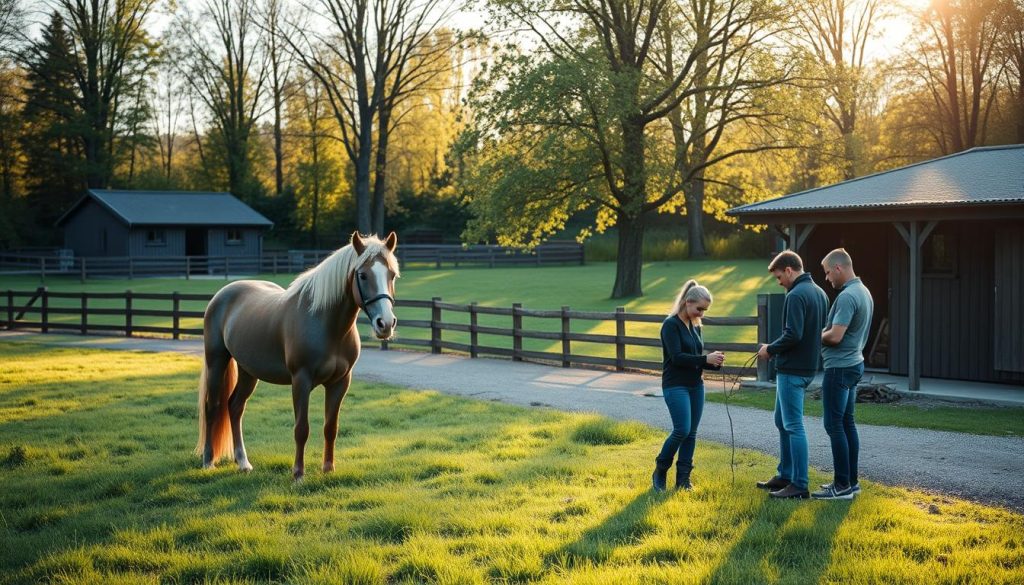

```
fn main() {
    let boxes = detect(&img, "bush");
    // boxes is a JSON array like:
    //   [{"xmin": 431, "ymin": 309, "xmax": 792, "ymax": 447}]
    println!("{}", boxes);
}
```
[{"xmin": 584, "ymin": 228, "xmax": 769, "ymax": 261}]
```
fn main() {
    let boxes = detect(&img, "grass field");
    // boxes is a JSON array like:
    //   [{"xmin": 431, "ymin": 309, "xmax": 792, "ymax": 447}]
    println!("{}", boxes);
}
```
[
  {"xmin": 1, "ymin": 341, "xmax": 1023, "ymax": 584},
  {"xmin": 0, "ymin": 260, "xmax": 778, "ymax": 354}
]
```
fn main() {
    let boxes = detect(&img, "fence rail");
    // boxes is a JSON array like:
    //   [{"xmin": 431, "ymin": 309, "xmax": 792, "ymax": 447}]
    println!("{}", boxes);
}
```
[
  {"xmin": 2, "ymin": 288, "xmax": 767, "ymax": 379},
  {"xmin": 0, "ymin": 242, "xmax": 584, "ymax": 280}
]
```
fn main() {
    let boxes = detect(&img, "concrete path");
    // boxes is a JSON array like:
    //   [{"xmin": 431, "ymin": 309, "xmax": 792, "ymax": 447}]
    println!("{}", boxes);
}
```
[{"xmin": 3, "ymin": 331, "xmax": 1023, "ymax": 512}]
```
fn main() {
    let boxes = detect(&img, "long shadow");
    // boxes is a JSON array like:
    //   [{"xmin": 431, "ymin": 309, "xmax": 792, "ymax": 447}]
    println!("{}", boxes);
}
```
[
  {"xmin": 707, "ymin": 496, "xmax": 852, "ymax": 584},
  {"xmin": 546, "ymin": 489, "xmax": 669, "ymax": 569}
]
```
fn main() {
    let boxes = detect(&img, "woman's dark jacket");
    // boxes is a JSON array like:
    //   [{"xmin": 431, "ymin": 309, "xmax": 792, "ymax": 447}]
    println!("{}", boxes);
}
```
[{"xmin": 661, "ymin": 314, "xmax": 720, "ymax": 388}]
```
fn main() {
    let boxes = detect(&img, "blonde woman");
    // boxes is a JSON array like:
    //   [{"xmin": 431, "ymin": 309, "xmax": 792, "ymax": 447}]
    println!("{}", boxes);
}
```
[{"xmin": 653, "ymin": 280, "xmax": 726, "ymax": 491}]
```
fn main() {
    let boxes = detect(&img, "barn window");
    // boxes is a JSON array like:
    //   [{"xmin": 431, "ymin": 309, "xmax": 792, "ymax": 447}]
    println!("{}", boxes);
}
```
[
  {"xmin": 923, "ymin": 230, "xmax": 957, "ymax": 277},
  {"xmin": 146, "ymin": 229, "xmax": 166, "ymax": 246},
  {"xmin": 226, "ymin": 229, "xmax": 243, "ymax": 245}
]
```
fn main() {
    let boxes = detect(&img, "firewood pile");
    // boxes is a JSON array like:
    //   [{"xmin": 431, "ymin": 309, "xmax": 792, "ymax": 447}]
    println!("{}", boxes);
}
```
[{"xmin": 855, "ymin": 382, "xmax": 902, "ymax": 403}]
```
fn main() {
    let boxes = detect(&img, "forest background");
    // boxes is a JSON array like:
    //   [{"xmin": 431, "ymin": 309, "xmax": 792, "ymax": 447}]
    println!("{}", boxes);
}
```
[{"xmin": 0, "ymin": 0, "xmax": 1022, "ymax": 297}]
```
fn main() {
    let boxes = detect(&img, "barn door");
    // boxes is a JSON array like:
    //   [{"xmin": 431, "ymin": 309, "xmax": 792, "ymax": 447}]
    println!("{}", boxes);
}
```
[{"xmin": 994, "ymin": 228, "xmax": 1024, "ymax": 373}]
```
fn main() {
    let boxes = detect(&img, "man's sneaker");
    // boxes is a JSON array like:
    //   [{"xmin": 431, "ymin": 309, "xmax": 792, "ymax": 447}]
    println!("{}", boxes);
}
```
[
  {"xmin": 820, "ymin": 482, "xmax": 861, "ymax": 496},
  {"xmin": 756, "ymin": 475, "xmax": 791, "ymax": 490},
  {"xmin": 768, "ymin": 484, "xmax": 809, "ymax": 499},
  {"xmin": 811, "ymin": 483, "xmax": 855, "ymax": 500}
]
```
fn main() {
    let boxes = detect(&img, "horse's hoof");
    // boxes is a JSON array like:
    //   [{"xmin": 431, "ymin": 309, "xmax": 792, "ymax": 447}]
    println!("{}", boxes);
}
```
[
  {"xmin": 322, "ymin": 462, "xmax": 335, "ymax": 473},
  {"xmin": 238, "ymin": 461, "xmax": 253, "ymax": 473},
  {"xmin": 202, "ymin": 462, "xmax": 215, "ymax": 470},
  {"xmin": 292, "ymin": 467, "xmax": 304, "ymax": 482}
]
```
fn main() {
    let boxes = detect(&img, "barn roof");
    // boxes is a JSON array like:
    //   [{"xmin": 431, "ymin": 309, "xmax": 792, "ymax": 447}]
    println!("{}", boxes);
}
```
[
  {"xmin": 56, "ymin": 190, "xmax": 274, "ymax": 228},
  {"xmin": 727, "ymin": 144, "xmax": 1024, "ymax": 222}
]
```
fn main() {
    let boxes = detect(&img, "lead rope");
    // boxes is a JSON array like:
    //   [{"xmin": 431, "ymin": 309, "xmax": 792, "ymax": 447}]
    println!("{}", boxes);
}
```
[{"xmin": 721, "ymin": 353, "xmax": 760, "ymax": 488}]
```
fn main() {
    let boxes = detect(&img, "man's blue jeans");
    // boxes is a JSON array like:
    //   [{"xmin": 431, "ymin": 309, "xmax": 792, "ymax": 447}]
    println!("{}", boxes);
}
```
[
  {"xmin": 655, "ymin": 384, "xmax": 705, "ymax": 472},
  {"xmin": 774, "ymin": 373, "xmax": 813, "ymax": 490},
  {"xmin": 822, "ymin": 363, "xmax": 864, "ymax": 488}
]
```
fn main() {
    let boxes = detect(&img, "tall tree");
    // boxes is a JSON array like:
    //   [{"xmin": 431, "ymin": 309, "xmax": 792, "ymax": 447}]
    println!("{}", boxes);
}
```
[
  {"xmin": 791, "ymin": 0, "xmax": 882, "ymax": 179},
  {"xmin": 48, "ymin": 0, "xmax": 158, "ymax": 189},
  {"xmin": 284, "ymin": 0, "xmax": 457, "ymax": 235},
  {"xmin": 1003, "ymin": 0, "xmax": 1024, "ymax": 142},
  {"xmin": 466, "ymin": 0, "xmax": 785, "ymax": 296},
  {"xmin": 0, "ymin": 0, "xmax": 24, "ymax": 203},
  {"xmin": 176, "ymin": 0, "xmax": 268, "ymax": 199},
  {"xmin": 261, "ymin": 0, "xmax": 296, "ymax": 197},
  {"xmin": 908, "ymin": 0, "xmax": 1008, "ymax": 153}
]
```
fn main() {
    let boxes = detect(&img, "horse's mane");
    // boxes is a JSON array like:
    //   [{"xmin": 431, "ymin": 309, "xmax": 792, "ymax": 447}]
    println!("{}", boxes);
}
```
[{"xmin": 289, "ymin": 236, "xmax": 400, "ymax": 313}]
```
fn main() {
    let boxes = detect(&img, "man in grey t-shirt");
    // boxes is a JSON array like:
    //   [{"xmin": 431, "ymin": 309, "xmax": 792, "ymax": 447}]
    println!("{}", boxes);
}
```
[{"xmin": 813, "ymin": 248, "xmax": 874, "ymax": 500}]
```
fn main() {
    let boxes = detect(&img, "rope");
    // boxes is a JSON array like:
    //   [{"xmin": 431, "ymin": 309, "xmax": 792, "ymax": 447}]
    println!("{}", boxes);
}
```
[{"xmin": 720, "ymin": 353, "xmax": 760, "ymax": 488}]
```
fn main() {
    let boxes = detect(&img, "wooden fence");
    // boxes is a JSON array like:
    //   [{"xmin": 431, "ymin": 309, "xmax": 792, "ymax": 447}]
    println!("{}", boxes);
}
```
[
  {"xmin": 0, "ymin": 242, "xmax": 584, "ymax": 280},
  {"xmin": 2, "ymin": 288, "xmax": 768, "ymax": 379}
]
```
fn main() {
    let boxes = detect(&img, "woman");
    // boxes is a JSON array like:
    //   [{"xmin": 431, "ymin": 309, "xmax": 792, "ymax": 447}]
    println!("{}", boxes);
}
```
[{"xmin": 653, "ymin": 279, "xmax": 726, "ymax": 491}]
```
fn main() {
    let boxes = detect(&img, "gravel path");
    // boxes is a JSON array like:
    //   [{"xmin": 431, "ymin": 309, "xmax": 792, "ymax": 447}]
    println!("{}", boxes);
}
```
[{"xmin": 4, "ymin": 332, "xmax": 1023, "ymax": 512}]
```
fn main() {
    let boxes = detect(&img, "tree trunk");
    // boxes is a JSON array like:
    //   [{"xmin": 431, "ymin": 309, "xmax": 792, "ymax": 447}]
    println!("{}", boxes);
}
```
[
  {"xmin": 372, "ymin": 108, "xmax": 390, "ymax": 235},
  {"xmin": 686, "ymin": 173, "xmax": 707, "ymax": 259},
  {"xmin": 355, "ymin": 144, "xmax": 372, "ymax": 234},
  {"xmin": 274, "ymin": 96, "xmax": 284, "ymax": 196},
  {"xmin": 612, "ymin": 213, "xmax": 645, "ymax": 298}
]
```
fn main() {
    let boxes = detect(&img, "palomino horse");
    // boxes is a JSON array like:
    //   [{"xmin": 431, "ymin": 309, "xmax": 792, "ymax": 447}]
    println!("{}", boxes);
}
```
[{"xmin": 196, "ymin": 231, "xmax": 399, "ymax": 480}]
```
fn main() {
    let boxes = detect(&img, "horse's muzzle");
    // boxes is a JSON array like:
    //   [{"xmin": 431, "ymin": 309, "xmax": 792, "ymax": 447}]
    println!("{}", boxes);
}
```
[{"xmin": 371, "ymin": 316, "xmax": 397, "ymax": 340}]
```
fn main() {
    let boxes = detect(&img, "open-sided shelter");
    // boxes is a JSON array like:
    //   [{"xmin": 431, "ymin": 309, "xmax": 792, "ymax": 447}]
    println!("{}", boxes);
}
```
[
  {"xmin": 728, "ymin": 145, "xmax": 1024, "ymax": 390},
  {"xmin": 56, "ymin": 190, "xmax": 273, "ymax": 259}
]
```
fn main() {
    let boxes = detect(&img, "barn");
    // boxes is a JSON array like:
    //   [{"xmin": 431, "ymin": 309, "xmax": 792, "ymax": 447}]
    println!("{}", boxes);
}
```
[
  {"xmin": 56, "ymin": 190, "xmax": 273, "ymax": 259},
  {"xmin": 728, "ymin": 145, "xmax": 1024, "ymax": 391}
]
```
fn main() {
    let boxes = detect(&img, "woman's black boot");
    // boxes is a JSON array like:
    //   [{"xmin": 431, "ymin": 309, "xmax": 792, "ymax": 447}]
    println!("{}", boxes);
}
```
[
  {"xmin": 652, "ymin": 465, "xmax": 669, "ymax": 492},
  {"xmin": 675, "ymin": 464, "xmax": 693, "ymax": 491}
]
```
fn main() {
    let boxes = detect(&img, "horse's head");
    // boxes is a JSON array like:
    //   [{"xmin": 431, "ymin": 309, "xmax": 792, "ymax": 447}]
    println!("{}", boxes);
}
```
[{"xmin": 351, "ymin": 231, "xmax": 399, "ymax": 340}]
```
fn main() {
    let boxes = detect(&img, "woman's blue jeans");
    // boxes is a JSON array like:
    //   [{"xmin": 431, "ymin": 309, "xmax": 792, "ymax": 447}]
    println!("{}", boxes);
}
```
[
  {"xmin": 774, "ymin": 373, "xmax": 814, "ymax": 490},
  {"xmin": 822, "ymin": 363, "xmax": 864, "ymax": 488},
  {"xmin": 655, "ymin": 384, "xmax": 705, "ymax": 471}
]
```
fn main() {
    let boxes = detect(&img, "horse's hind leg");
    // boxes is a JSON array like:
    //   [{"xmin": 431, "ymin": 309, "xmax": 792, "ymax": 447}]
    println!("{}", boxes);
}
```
[
  {"xmin": 229, "ymin": 369, "xmax": 259, "ymax": 472},
  {"xmin": 322, "ymin": 371, "xmax": 352, "ymax": 473}
]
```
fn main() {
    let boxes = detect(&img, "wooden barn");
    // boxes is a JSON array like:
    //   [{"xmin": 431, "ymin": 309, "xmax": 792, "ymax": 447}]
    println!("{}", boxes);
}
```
[
  {"xmin": 56, "ymin": 190, "xmax": 273, "ymax": 259},
  {"xmin": 728, "ymin": 145, "xmax": 1024, "ymax": 391}
]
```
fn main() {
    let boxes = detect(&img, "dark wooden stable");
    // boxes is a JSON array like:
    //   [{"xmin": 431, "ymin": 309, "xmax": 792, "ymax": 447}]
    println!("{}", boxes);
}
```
[{"xmin": 729, "ymin": 145, "xmax": 1024, "ymax": 390}]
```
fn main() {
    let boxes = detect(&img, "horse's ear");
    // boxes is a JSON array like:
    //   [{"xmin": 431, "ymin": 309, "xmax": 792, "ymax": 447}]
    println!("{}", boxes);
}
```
[
  {"xmin": 384, "ymin": 231, "xmax": 397, "ymax": 252},
  {"xmin": 351, "ymin": 231, "xmax": 366, "ymax": 255}
]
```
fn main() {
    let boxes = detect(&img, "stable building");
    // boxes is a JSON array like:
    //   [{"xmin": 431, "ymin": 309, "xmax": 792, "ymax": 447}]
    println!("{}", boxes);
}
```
[
  {"xmin": 56, "ymin": 190, "xmax": 273, "ymax": 259},
  {"xmin": 728, "ymin": 145, "xmax": 1024, "ymax": 390}
]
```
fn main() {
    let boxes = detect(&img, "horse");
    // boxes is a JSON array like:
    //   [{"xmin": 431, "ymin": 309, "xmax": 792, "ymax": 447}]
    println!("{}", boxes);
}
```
[{"xmin": 196, "ymin": 231, "xmax": 399, "ymax": 480}]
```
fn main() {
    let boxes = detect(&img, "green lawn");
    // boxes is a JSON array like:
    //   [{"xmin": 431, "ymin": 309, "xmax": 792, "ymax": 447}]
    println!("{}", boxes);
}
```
[
  {"xmin": 0, "ymin": 341, "xmax": 1021, "ymax": 584},
  {"xmin": 0, "ymin": 260, "xmax": 779, "ymax": 356},
  {"xmin": 704, "ymin": 387, "xmax": 1024, "ymax": 438}
]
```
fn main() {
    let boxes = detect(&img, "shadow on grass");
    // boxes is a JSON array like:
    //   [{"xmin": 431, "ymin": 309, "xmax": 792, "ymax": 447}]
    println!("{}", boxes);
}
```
[
  {"xmin": 707, "ymin": 496, "xmax": 852, "ymax": 584},
  {"xmin": 546, "ymin": 489, "xmax": 668, "ymax": 569}
]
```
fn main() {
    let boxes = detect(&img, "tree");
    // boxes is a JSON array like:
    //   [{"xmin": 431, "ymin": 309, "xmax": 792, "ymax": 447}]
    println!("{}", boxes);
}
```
[
  {"xmin": 46, "ymin": 0, "xmax": 159, "ymax": 189},
  {"xmin": 790, "ymin": 0, "xmax": 883, "ymax": 179},
  {"xmin": 0, "ymin": 0, "xmax": 24, "ymax": 203},
  {"xmin": 284, "ymin": 0, "xmax": 458, "ymax": 235},
  {"xmin": 1002, "ymin": 0, "xmax": 1024, "ymax": 142},
  {"xmin": 465, "ymin": 0, "xmax": 787, "ymax": 297},
  {"xmin": 261, "ymin": 0, "xmax": 296, "ymax": 196},
  {"xmin": 906, "ymin": 0, "xmax": 1008, "ymax": 153},
  {"xmin": 290, "ymin": 75, "xmax": 345, "ymax": 248},
  {"xmin": 175, "ymin": 0, "xmax": 268, "ymax": 199}
]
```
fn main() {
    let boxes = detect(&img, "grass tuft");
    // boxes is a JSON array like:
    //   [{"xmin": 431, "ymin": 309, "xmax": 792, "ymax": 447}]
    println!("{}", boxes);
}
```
[{"xmin": 572, "ymin": 418, "xmax": 653, "ymax": 445}]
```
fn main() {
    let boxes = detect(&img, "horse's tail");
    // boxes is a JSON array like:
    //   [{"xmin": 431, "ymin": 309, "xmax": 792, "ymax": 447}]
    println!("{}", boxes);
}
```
[{"xmin": 195, "ymin": 355, "xmax": 237, "ymax": 461}]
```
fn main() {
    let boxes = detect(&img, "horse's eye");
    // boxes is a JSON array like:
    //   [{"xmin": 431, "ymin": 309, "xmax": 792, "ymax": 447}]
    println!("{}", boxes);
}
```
[{"xmin": 359, "ymin": 273, "xmax": 367, "ymax": 280}]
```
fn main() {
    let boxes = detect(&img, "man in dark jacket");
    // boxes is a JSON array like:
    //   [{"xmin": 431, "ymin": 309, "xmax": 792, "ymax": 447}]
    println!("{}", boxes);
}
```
[{"xmin": 755, "ymin": 250, "xmax": 829, "ymax": 499}]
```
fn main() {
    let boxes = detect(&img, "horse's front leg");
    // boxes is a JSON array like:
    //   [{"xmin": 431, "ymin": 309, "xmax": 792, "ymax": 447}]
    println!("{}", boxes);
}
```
[
  {"xmin": 290, "ymin": 371, "xmax": 313, "ymax": 481},
  {"xmin": 322, "ymin": 371, "xmax": 352, "ymax": 473}
]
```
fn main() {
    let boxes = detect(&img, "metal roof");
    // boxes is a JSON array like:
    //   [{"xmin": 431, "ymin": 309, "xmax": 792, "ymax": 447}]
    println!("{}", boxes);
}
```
[
  {"xmin": 57, "ymin": 190, "xmax": 274, "ymax": 227},
  {"xmin": 727, "ymin": 145, "xmax": 1024, "ymax": 217}
]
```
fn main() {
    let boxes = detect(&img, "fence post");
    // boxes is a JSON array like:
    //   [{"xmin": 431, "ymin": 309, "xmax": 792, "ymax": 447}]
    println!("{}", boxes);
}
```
[
  {"xmin": 40, "ymin": 257, "xmax": 46, "ymax": 280},
  {"xmin": 40, "ymin": 287, "xmax": 49, "ymax": 333},
  {"xmin": 224, "ymin": 257, "xmax": 230, "ymax": 280},
  {"xmin": 186, "ymin": 257, "xmax": 191, "ymax": 280},
  {"xmin": 125, "ymin": 290, "xmax": 133, "ymax": 337},
  {"xmin": 435, "ymin": 249, "xmax": 441, "ymax": 269},
  {"xmin": 128, "ymin": 257, "xmax": 134, "ymax": 280},
  {"xmin": 272, "ymin": 255, "xmax": 278, "ymax": 275},
  {"xmin": 469, "ymin": 302, "xmax": 479, "ymax": 358},
  {"xmin": 757, "ymin": 293, "xmax": 768, "ymax": 382},
  {"xmin": 80, "ymin": 258, "xmax": 86, "ymax": 283},
  {"xmin": 80, "ymin": 293, "xmax": 87, "ymax": 335},
  {"xmin": 488, "ymin": 249, "xmax": 495, "ymax": 269},
  {"xmin": 561, "ymin": 305, "xmax": 571, "ymax": 368},
  {"xmin": 431, "ymin": 297, "xmax": 442, "ymax": 354},
  {"xmin": 512, "ymin": 303, "xmax": 523, "ymax": 362},
  {"xmin": 6, "ymin": 290, "xmax": 13, "ymax": 329},
  {"xmin": 615, "ymin": 306, "xmax": 625, "ymax": 371},
  {"xmin": 172, "ymin": 292, "xmax": 181, "ymax": 340}
]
